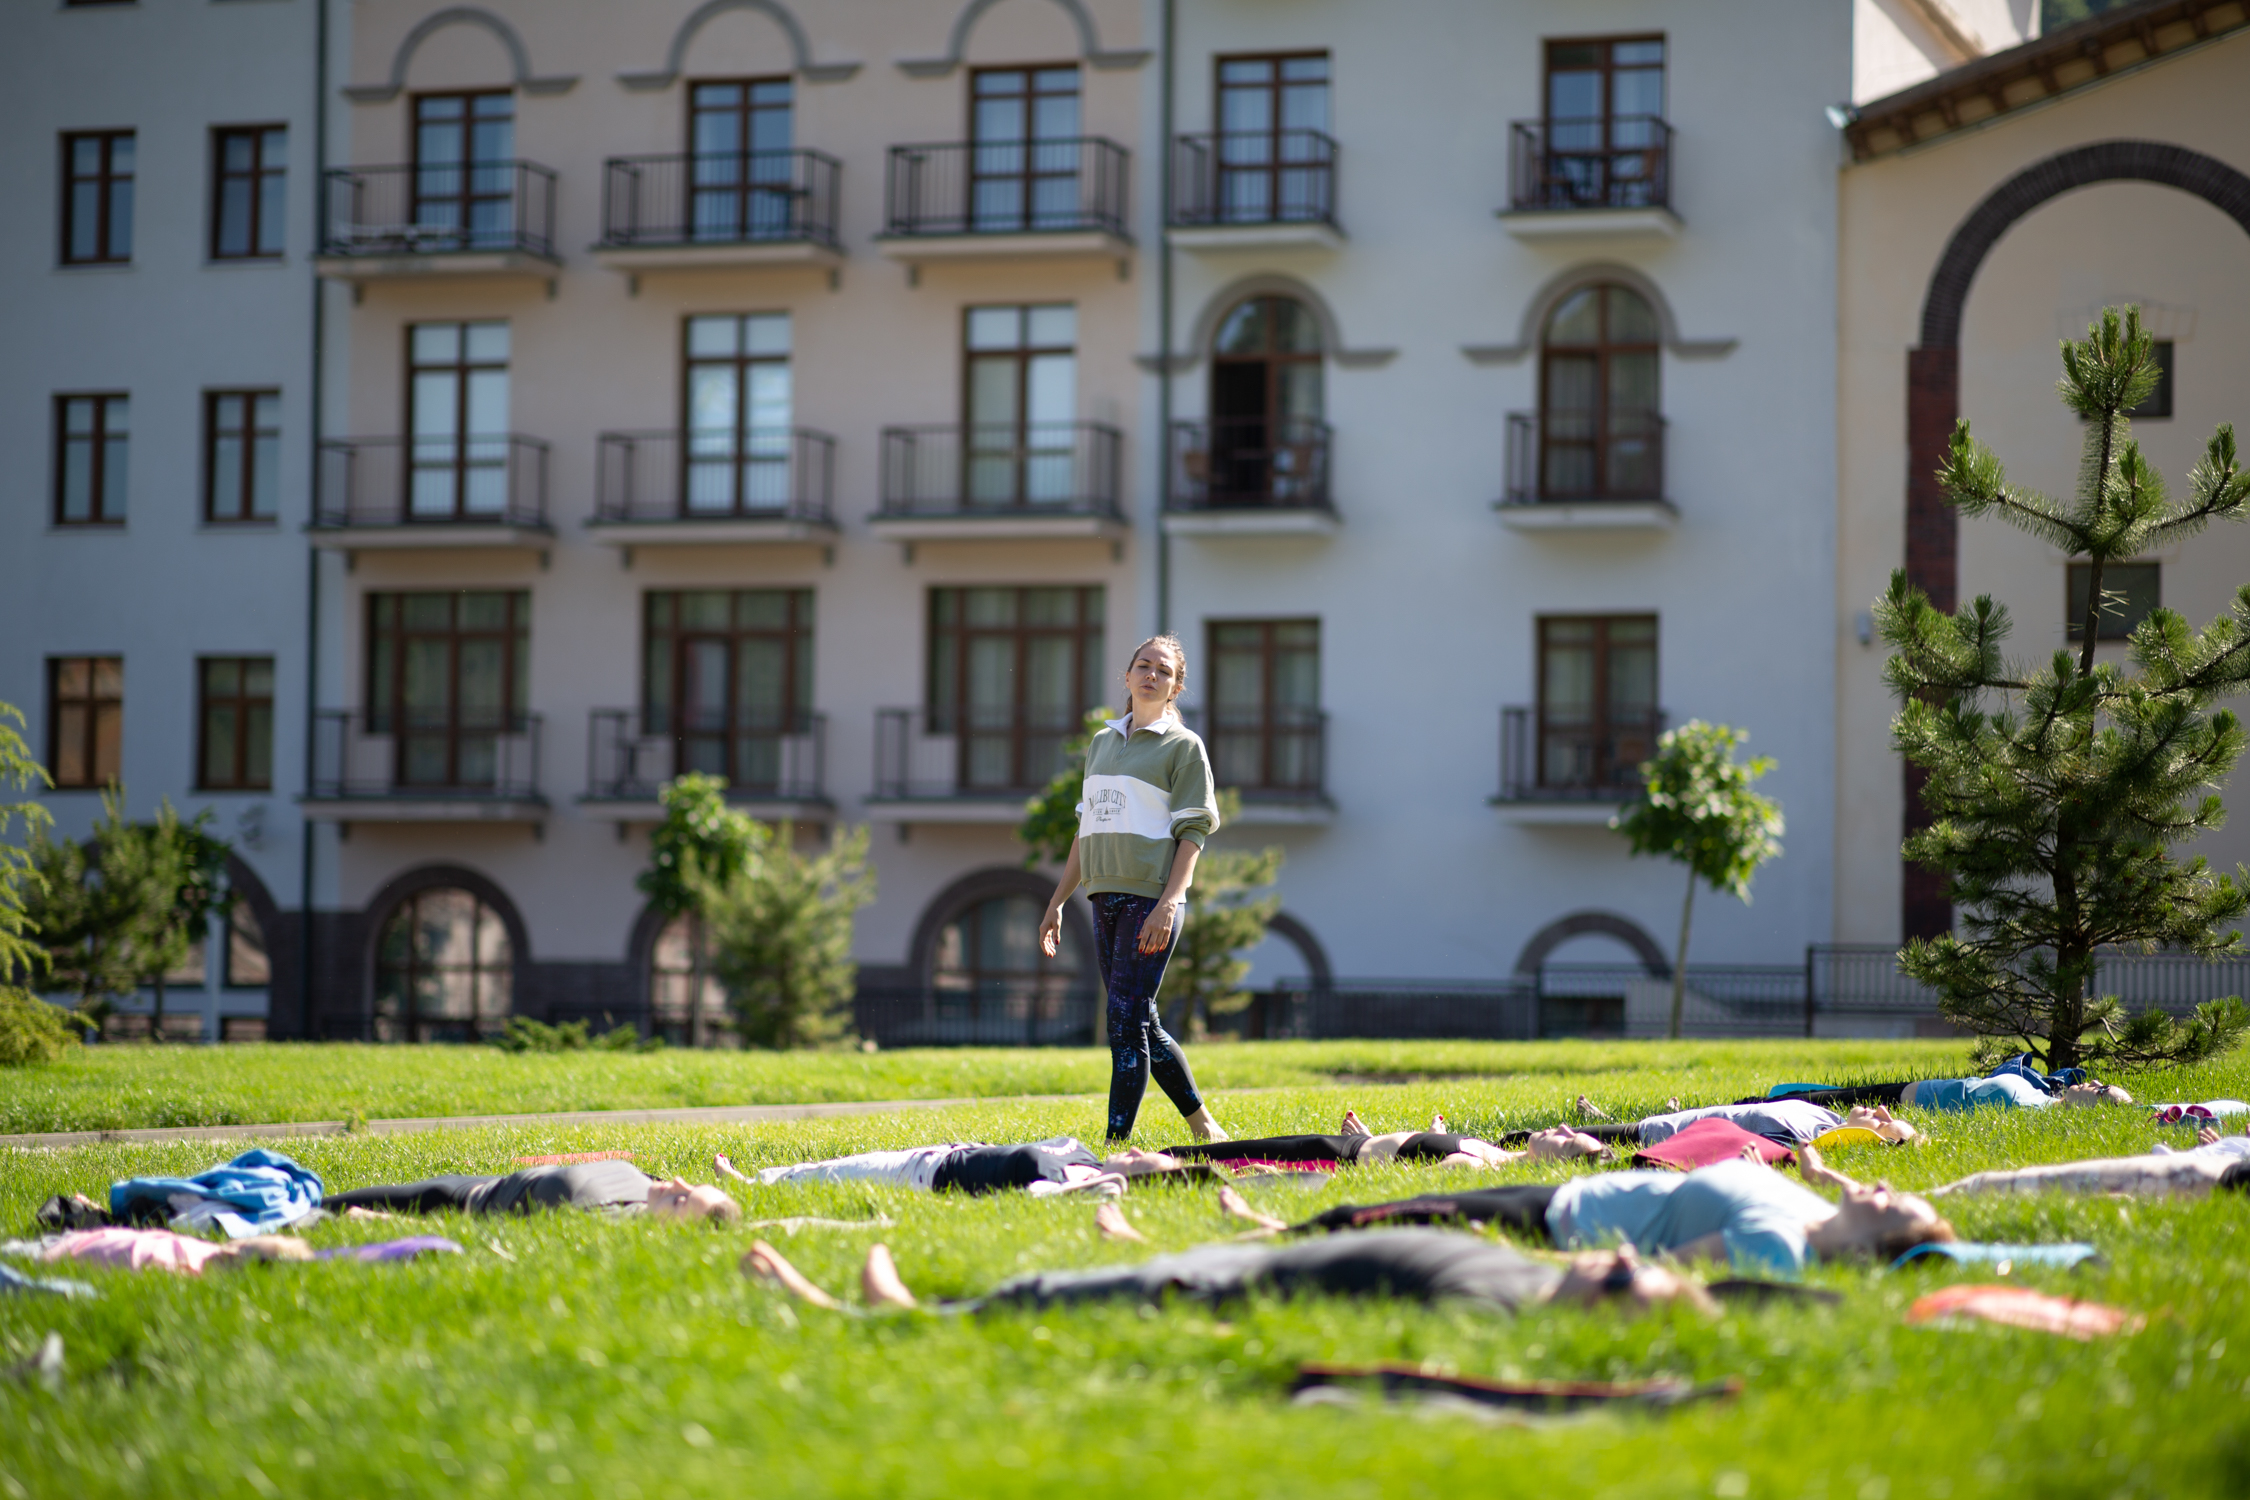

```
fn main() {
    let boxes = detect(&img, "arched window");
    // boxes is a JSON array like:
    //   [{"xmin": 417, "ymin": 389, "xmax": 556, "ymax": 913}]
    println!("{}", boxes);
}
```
[
  {"xmin": 649, "ymin": 912, "xmax": 731, "ymax": 1048},
  {"xmin": 930, "ymin": 893, "xmax": 1094, "ymax": 1043},
  {"xmin": 1205, "ymin": 295, "xmax": 1325, "ymax": 506},
  {"xmin": 374, "ymin": 887, "xmax": 513, "ymax": 1042},
  {"xmin": 1539, "ymin": 284, "xmax": 1660, "ymax": 499}
]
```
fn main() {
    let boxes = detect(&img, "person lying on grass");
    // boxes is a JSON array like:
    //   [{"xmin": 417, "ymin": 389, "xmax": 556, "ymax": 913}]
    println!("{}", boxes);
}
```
[
  {"xmin": 1506, "ymin": 1098, "xmax": 1919, "ymax": 1152},
  {"xmin": 742, "ymin": 1229, "xmax": 1717, "ymax": 1317},
  {"xmin": 321, "ymin": 1159, "xmax": 740, "ymax": 1223},
  {"xmin": 1929, "ymin": 1125, "xmax": 2250, "ymax": 1200},
  {"xmin": 1160, "ymin": 1109, "xmax": 1610, "ymax": 1169},
  {"xmin": 712, "ymin": 1138, "xmax": 1188, "ymax": 1199},
  {"xmin": 1215, "ymin": 1145, "xmax": 1954, "ymax": 1279},
  {"xmin": 1751, "ymin": 1077, "xmax": 2132, "ymax": 1113}
]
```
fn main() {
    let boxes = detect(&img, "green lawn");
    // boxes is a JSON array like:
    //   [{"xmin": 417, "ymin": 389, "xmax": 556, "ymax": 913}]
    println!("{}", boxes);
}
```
[{"xmin": 4, "ymin": 1042, "xmax": 2248, "ymax": 1498}]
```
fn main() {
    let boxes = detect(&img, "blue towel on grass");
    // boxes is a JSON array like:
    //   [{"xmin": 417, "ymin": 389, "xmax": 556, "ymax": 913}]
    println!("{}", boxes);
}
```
[
  {"xmin": 110, "ymin": 1148, "xmax": 323, "ymax": 1240},
  {"xmin": 1891, "ymin": 1242, "xmax": 2100, "ymax": 1271},
  {"xmin": 1767, "ymin": 1083, "xmax": 1838, "ymax": 1098},
  {"xmin": 1985, "ymin": 1054, "xmax": 2088, "ymax": 1095}
]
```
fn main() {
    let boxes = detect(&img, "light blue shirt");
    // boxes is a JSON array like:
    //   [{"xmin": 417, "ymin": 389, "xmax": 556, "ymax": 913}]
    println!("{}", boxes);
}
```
[
  {"xmin": 1546, "ymin": 1160, "xmax": 1834, "ymax": 1278},
  {"xmin": 1910, "ymin": 1074, "xmax": 2052, "ymax": 1112}
]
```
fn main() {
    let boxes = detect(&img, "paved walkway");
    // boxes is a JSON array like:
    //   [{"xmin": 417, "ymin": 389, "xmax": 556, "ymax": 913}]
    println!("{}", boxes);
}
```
[{"xmin": 0, "ymin": 1092, "xmax": 1109, "ymax": 1151}]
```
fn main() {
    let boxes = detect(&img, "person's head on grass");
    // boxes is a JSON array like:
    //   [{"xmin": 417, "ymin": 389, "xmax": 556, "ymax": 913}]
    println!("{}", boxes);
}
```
[
  {"xmin": 646, "ymin": 1178, "xmax": 742, "ymax": 1224},
  {"xmin": 1523, "ymin": 1126, "xmax": 1612, "ymax": 1161},
  {"xmin": 1797, "ymin": 1146, "xmax": 1954, "ymax": 1259}
]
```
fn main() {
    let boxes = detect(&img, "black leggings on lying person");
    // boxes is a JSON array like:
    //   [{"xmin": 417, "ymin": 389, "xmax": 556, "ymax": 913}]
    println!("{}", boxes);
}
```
[
  {"xmin": 1291, "ymin": 1185, "xmax": 1563, "ymax": 1239},
  {"xmin": 325, "ymin": 1160, "xmax": 654, "ymax": 1216},
  {"xmin": 1730, "ymin": 1083, "xmax": 1913, "ymax": 1110},
  {"xmin": 1164, "ymin": 1133, "xmax": 1480, "ymax": 1165}
]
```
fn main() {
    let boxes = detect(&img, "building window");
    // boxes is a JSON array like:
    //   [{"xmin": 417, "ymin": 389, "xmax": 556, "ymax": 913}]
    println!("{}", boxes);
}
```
[
  {"xmin": 970, "ymin": 65, "xmax": 1081, "ymax": 232},
  {"xmin": 688, "ymin": 77, "xmax": 794, "ymax": 240},
  {"xmin": 929, "ymin": 586, "xmax": 1104, "ymax": 791},
  {"xmin": 413, "ymin": 92, "xmax": 515, "ymax": 248},
  {"xmin": 1208, "ymin": 296, "xmax": 1324, "ymax": 505},
  {"xmin": 1214, "ymin": 53, "xmax": 1329, "ymax": 223},
  {"xmin": 204, "ymin": 390, "xmax": 280, "ymax": 522},
  {"xmin": 649, "ymin": 913, "xmax": 729, "ymax": 1047},
  {"xmin": 2067, "ymin": 561, "xmax": 2160, "ymax": 642},
  {"xmin": 1537, "ymin": 616, "xmax": 1658, "ymax": 792},
  {"xmin": 2130, "ymin": 340, "xmax": 2174, "ymax": 420},
  {"xmin": 374, "ymin": 887, "xmax": 513, "ymax": 1043},
  {"xmin": 407, "ymin": 321, "xmax": 510, "ymax": 518},
  {"xmin": 198, "ymin": 657, "xmax": 274, "ymax": 791},
  {"xmin": 964, "ymin": 304, "xmax": 1077, "ymax": 505},
  {"xmin": 931, "ymin": 893, "xmax": 1091, "ymax": 1033},
  {"xmin": 1208, "ymin": 620, "xmax": 1321, "ymax": 794},
  {"xmin": 1543, "ymin": 36, "xmax": 1666, "ymax": 210},
  {"xmin": 1541, "ymin": 284, "xmax": 1661, "ymax": 499},
  {"xmin": 366, "ymin": 591, "xmax": 530, "ymax": 788},
  {"xmin": 685, "ymin": 313, "xmax": 792, "ymax": 512},
  {"xmin": 48, "ymin": 657, "xmax": 123, "ymax": 790},
  {"xmin": 62, "ymin": 130, "xmax": 134, "ymax": 264},
  {"xmin": 226, "ymin": 901, "xmax": 271, "ymax": 987},
  {"xmin": 212, "ymin": 126, "xmax": 286, "ymax": 259},
  {"xmin": 643, "ymin": 589, "xmax": 813, "ymax": 792},
  {"xmin": 55, "ymin": 393, "xmax": 130, "ymax": 525}
]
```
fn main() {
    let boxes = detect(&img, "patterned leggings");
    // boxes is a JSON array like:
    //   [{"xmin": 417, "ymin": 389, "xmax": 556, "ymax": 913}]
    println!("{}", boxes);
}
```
[{"xmin": 1092, "ymin": 891, "xmax": 1204, "ymax": 1140}]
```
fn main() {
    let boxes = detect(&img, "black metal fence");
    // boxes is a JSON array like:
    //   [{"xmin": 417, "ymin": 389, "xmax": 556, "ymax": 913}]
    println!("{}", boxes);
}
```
[
  {"xmin": 1178, "ymin": 705, "xmax": 1329, "ymax": 805},
  {"xmin": 878, "ymin": 422, "xmax": 1121, "ymax": 518},
  {"xmin": 1500, "ymin": 410, "xmax": 1668, "ymax": 506},
  {"xmin": 872, "ymin": 706, "xmax": 1078, "ymax": 801},
  {"xmin": 593, "ymin": 428, "xmax": 835, "ymax": 524},
  {"xmin": 1170, "ymin": 130, "xmax": 1339, "ymax": 228},
  {"xmin": 584, "ymin": 708, "xmax": 827, "ymax": 803},
  {"xmin": 320, "ymin": 161, "xmax": 557, "ymax": 259},
  {"xmin": 315, "ymin": 435, "xmax": 549, "ymax": 529},
  {"xmin": 883, "ymin": 137, "xmax": 1130, "ymax": 237},
  {"xmin": 854, "ymin": 983, "xmax": 1101, "ymax": 1048},
  {"xmin": 1495, "ymin": 704, "xmax": 1665, "ymax": 804},
  {"xmin": 599, "ymin": 150, "xmax": 842, "ymax": 249},
  {"xmin": 1169, "ymin": 417, "xmax": 1333, "ymax": 512},
  {"xmin": 1507, "ymin": 118, "xmax": 1672, "ymax": 213},
  {"xmin": 309, "ymin": 709, "xmax": 544, "ymax": 802}
]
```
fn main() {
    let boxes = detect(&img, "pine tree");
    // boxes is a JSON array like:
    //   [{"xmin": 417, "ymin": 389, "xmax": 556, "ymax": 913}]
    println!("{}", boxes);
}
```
[
  {"xmin": 1880, "ymin": 306, "xmax": 2250, "ymax": 1071},
  {"xmin": 0, "ymin": 702, "xmax": 83, "ymax": 1066},
  {"xmin": 689, "ymin": 822, "xmax": 875, "ymax": 1050}
]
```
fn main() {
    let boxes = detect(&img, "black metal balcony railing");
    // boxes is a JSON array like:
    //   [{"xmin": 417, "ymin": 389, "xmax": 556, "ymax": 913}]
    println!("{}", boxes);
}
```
[
  {"xmin": 599, "ymin": 150, "xmax": 842, "ymax": 250},
  {"xmin": 315, "ymin": 435, "xmax": 549, "ymax": 529},
  {"xmin": 1179, "ymin": 705, "xmax": 1328, "ymax": 802},
  {"xmin": 1169, "ymin": 417, "xmax": 1332, "ymax": 511},
  {"xmin": 854, "ymin": 980, "xmax": 1101, "ymax": 1049},
  {"xmin": 310, "ymin": 709, "xmax": 543, "ymax": 800},
  {"xmin": 1497, "ymin": 704, "xmax": 1666, "ymax": 802},
  {"xmin": 883, "ymin": 137, "xmax": 1130, "ymax": 237},
  {"xmin": 1508, "ymin": 118, "xmax": 1672, "ymax": 213},
  {"xmin": 320, "ymin": 161, "xmax": 558, "ymax": 259},
  {"xmin": 1170, "ymin": 130, "xmax": 1340, "ymax": 228},
  {"xmin": 879, "ymin": 422, "xmax": 1121, "ymax": 518},
  {"xmin": 585, "ymin": 709, "xmax": 826, "ymax": 803},
  {"xmin": 1502, "ymin": 410, "xmax": 1666, "ymax": 505},
  {"xmin": 873, "ymin": 706, "xmax": 1086, "ymax": 800},
  {"xmin": 594, "ymin": 428, "xmax": 835, "ymax": 524}
]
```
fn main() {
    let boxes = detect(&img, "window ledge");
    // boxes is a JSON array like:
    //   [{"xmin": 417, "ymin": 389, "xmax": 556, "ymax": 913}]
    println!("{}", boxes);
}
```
[
  {"xmin": 309, "ymin": 521, "xmax": 553, "ymax": 552},
  {"xmin": 300, "ymin": 796, "xmax": 547, "ymax": 825},
  {"xmin": 861, "ymin": 797, "xmax": 1029, "ymax": 825},
  {"xmin": 874, "ymin": 229, "xmax": 1131, "ymax": 264},
  {"xmin": 1496, "ymin": 206, "xmax": 1681, "ymax": 241},
  {"xmin": 1489, "ymin": 797, "xmax": 1625, "ymax": 826},
  {"xmin": 578, "ymin": 796, "xmax": 833, "ymax": 824},
  {"xmin": 1228, "ymin": 797, "xmax": 1335, "ymax": 826},
  {"xmin": 1496, "ymin": 499, "xmax": 1676, "ymax": 532},
  {"xmin": 1167, "ymin": 221, "xmax": 1343, "ymax": 253},
  {"xmin": 314, "ymin": 250, "xmax": 558, "ymax": 282},
  {"xmin": 585, "ymin": 516, "xmax": 836, "ymax": 548},
  {"xmin": 592, "ymin": 239, "xmax": 842, "ymax": 273},
  {"xmin": 1163, "ymin": 507, "xmax": 1339, "ymax": 537},
  {"xmin": 867, "ymin": 512, "xmax": 1125, "ymax": 544}
]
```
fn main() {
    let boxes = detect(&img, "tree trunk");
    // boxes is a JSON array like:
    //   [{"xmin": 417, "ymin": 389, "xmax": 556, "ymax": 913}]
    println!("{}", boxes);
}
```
[{"xmin": 1668, "ymin": 869, "xmax": 1696, "ymax": 1040}]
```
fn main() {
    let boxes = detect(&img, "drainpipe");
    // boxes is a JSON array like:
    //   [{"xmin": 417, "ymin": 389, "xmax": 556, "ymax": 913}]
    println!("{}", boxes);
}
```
[
  {"xmin": 298, "ymin": 0, "xmax": 329, "ymax": 1040},
  {"xmin": 1155, "ymin": 0, "xmax": 1176, "ymax": 631}
]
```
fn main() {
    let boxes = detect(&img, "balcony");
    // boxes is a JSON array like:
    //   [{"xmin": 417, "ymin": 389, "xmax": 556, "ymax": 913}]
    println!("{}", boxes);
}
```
[
  {"xmin": 310, "ymin": 436, "xmax": 552, "ymax": 552},
  {"xmin": 581, "ymin": 709, "xmax": 830, "ymax": 823},
  {"xmin": 866, "ymin": 706, "xmax": 1079, "ymax": 822},
  {"xmin": 1500, "ymin": 119, "xmax": 1678, "ymax": 240},
  {"xmin": 1496, "ymin": 411, "xmax": 1674, "ymax": 532},
  {"xmin": 301, "ymin": 710, "xmax": 546, "ymax": 825},
  {"xmin": 1166, "ymin": 418, "xmax": 1337, "ymax": 536},
  {"xmin": 877, "ymin": 138, "xmax": 1132, "ymax": 265},
  {"xmin": 586, "ymin": 429, "xmax": 837, "ymax": 552},
  {"xmin": 1492, "ymin": 704, "xmax": 1664, "ymax": 825},
  {"xmin": 316, "ymin": 162, "xmax": 559, "ymax": 279},
  {"xmin": 1168, "ymin": 131, "xmax": 1342, "ymax": 251},
  {"xmin": 1180, "ymin": 706, "xmax": 1333, "ymax": 824},
  {"xmin": 593, "ymin": 150, "xmax": 843, "ymax": 274},
  {"xmin": 870, "ymin": 422, "xmax": 1124, "ymax": 548}
]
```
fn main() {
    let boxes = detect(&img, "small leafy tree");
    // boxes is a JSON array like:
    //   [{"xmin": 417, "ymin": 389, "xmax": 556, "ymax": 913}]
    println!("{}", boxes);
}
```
[
  {"xmin": 637, "ymin": 774, "xmax": 762, "ymax": 1046},
  {"xmin": 1018, "ymin": 708, "xmax": 1112, "ymax": 868},
  {"xmin": 1881, "ymin": 306, "xmax": 2250, "ymax": 1071},
  {"xmin": 0, "ymin": 703, "xmax": 80, "ymax": 1066},
  {"xmin": 688, "ymin": 820, "xmax": 876, "ymax": 1050},
  {"xmin": 1612, "ymin": 722, "xmax": 1785, "ymax": 1039}
]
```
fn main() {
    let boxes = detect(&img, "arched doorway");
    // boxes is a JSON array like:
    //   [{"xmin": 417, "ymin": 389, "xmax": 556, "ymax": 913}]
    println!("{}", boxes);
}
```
[
  {"xmin": 372, "ymin": 885, "xmax": 516, "ymax": 1042},
  {"xmin": 904, "ymin": 868, "xmax": 1100, "ymax": 1046},
  {"xmin": 1207, "ymin": 294, "xmax": 1324, "ymax": 506},
  {"xmin": 1538, "ymin": 282, "xmax": 1661, "ymax": 500},
  {"xmin": 648, "ymin": 911, "xmax": 731, "ymax": 1048}
]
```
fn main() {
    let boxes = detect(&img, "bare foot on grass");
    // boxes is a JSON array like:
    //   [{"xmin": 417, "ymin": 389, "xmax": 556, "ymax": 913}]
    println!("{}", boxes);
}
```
[
  {"xmin": 1575, "ymin": 1094, "xmax": 1611, "ymax": 1120},
  {"xmin": 1094, "ymin": 1202, "xmax": 1148, "ymax": 1243},
  {"xmin": 861, "ymin": 1244, "xmax": 919, "ymax": 1310},
  {"xmin": 1186, "ymin": 1106, "xmax": 1228, "ymax": 1143},
  {"xmin": 1217, "ymin": 1185, "xmax": 1288, "ymax": 1233},
  {"xmin": 713, "ymin": 1153, "xmax": 751, "ymax": 1185},
  {"xmin": 1340, "ymin": 1109, "xmax": 1370, "ymax": 1137},
  {"xmin": 1429, "ymin": 1113, "xmax": 1448, "ymax": 1133},
  {"xmin": 741, "ymin": 1239, "xmax": 841, "ymax": 1310}
]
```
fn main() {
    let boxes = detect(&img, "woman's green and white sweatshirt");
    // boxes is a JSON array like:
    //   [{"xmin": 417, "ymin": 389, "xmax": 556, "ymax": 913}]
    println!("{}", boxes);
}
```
[{"xmin": 1074, "ymin": 711, "xmax": 1221, "ymax": 899}]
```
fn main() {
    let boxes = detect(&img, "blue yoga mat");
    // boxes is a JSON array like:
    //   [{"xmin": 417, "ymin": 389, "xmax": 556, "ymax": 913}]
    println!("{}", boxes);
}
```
[{"xmin": 1891, "ymin": 1242, "xmax": 2100, "ymax": 1270}]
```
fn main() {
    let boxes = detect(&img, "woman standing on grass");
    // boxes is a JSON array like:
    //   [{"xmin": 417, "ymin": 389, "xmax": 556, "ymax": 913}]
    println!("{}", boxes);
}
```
[{"xmin": 1039, "ymin": 635, "xmax": 1228, "ymax": 1144}]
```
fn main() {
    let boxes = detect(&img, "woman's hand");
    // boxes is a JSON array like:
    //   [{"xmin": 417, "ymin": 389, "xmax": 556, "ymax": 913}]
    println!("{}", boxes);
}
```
[
  {"xmin": 1135, "ymin": 897, "xmax": 1184, "ymax": 954},
  {"xmin": 1038, "ymin": 903, "xmax": 1065, "ymax": 958}
]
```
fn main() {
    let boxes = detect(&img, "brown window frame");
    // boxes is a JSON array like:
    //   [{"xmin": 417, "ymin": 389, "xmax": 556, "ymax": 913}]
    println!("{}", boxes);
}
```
[
  {"xmin": 681, "ymin": 313, "xmax": 794, "ymax": 514},
  {"xmin": 1540, "ymin": 35, "xmax": 1667, "ymax": 211},
  {"xmin": 197, "ymin": 656, "xmax": 275, "ymax": 791},
  {"xmin": 968, "ymin": 64, "xmax": 1083, "ymax": 232},
  {"xmin": 48, "ymin": 656, "xmax": 123, "ymax": 791},
  {"xmin": 373, "ymin": 887, "xmax": 514, "ymax": 1043},
  {"xmin": 1211, "ymin": 51, "xmax": 1331, "ymax": 224},
  {"xmin": 961, "ymin": 303, "xmax": 1077, "ymax": 507},
  {"xmin": 1206, "ymin": 618, "xmax": 1322, "ymax": 794},
  {"xmin": 211, "ymin": 124, "xmax": 287, "ymax": 260},
  {"xmin": 204, "ymin": 389, "xmax": 281, "ymax": 523},
  {"xmin": 1539, "ymin": 284, "xmax": 1662, "ymax": 500},
  {"xmin": 54, "ymin": 392, "xmax": 130, "ymax": 526},
  {"xmin": 411, "ymin": 90, "xmax": 515, "ymax": 242},
  {"xmin": 1542, "ymin": 34, "xmax": 1667, "ymax": 133},
  {"xmin": 685, "ymin": 76, "xmax": 796, "ymax": 240},
  {"xmin": 641, "ymin": 588, "xmax": 815, "ymax": 793},
  {"xmin": 61, "ymin": 129, "xmax": 134, "ymax": 265},
  {"xmin": 365, "ymin": 590, "xmax": 531, "ymax": 789},
  {"xmin": 404, "ymin": 320, "xmax": 510, "ymax": 518},
  {"xmin": 927, "ymin": 585, "xmax": 1105, "ymax": 792},
  {"xmin": 1535, "ymin": 614, "xmax": 1659, "ymax": 793}
]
